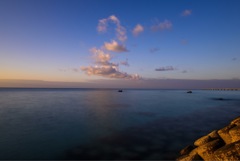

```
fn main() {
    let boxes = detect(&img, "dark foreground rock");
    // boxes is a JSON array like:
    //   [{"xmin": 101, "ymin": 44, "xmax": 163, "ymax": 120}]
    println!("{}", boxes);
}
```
[{"xmin": 177, "ymin": 116, "xmax": 240, "ymax": 161}]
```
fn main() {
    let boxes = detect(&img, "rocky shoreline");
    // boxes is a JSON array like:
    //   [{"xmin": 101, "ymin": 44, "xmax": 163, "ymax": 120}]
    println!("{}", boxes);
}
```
[{"xmin": 177, "ymin": 116, "xmax": 240, "ymax": 161}]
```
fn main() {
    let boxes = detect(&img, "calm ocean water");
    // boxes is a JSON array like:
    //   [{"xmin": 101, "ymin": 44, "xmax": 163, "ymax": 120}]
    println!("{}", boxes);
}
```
[{"xmin": 0, "ymin": 88, "xmax": 239, "ymax": 160}]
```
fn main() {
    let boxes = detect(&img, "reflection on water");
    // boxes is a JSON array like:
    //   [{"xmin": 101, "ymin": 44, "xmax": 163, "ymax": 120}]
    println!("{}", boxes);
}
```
[{"xmin": 0, "ymin": 89, "xmax": 239, "ymax": 159}]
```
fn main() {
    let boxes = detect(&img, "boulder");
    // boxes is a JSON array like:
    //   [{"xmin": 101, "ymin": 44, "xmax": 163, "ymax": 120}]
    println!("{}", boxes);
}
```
[
  {"xmin": 196, "ymin": 139, "xmax": 224, "ymax": 161},
  {"xmin": 217, "ymin": 124, "xmax": 236, "ymax": 144},
  {"xmin": 213, "ymin": 141, "xmax": 240, "ymax": 161},
  {"xmin": 229, "ymin": 125, "xmax": 240, "ymax": 143},
  {"xmin": 207, "ymin": 130, "xmax": 220, "ymax": 140},
  {"xmin": 194, "ymin": 135, "xmax": 212, "ymax": 146},
  {"xmin": 231, "ymin": 117, "xmax": 240, "ymax": 126},
  {"xmin": 179, "ymin": 145, "xmax": 195, "ymax": 156},
  {"xmin": 177, "ymin": 149, "xmax": 202, "ymax": 161}
]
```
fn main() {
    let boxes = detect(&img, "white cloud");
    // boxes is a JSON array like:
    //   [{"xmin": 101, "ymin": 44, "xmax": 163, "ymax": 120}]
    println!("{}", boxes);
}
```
[
  {"xmin": 81, "ymin": 66, "xmax": 140, "ymax": 80},
  {"xmin": 81, "ymin": 48, "xmax": 140, "ymax": 80},
  {"xmin": 151, "ymin": 20, "xmax": 172, "ymax": 31},
  {"xmin": 104, "ymin": 40, "xmax": 128, "ymax": 52},
  {"xmin": 97, "ymin": 15, "xmax": 127, "ymax": 42},
  {"xmin": 181, "ymin": 9, "xmax": 192, "ymax": 16},
  {"xmin": 132, "ymin": 24, "xmax": 144, "ymax": 36}
]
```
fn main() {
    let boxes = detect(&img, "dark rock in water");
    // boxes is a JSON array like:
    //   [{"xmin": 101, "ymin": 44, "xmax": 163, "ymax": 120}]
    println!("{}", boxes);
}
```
[
  {"xmin": 118, "ymin": 90, "xmax": 123, "ymax": 92},
  {"xmin": 187, "ymin": 91, "xmax": 192, "ymax": 93}
]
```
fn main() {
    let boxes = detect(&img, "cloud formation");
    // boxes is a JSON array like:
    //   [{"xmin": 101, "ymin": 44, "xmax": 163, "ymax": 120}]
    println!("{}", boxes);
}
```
[
  {"xmin": 151, "ymin": 20, "xmax": 172, "ymax": 31},
  {"xmin": 81, "ymin": 15, "xmax": 141, "ymax": 80},
  {"xmin": 81, "ymin": 66, "xmax": 140, "ymax": 80},
  {"xmin": 181, "ymin": 9, "xmax": 192, "ymax": 16},
  {"xmin": 81, "ymin": 48, "xmax": 140, "ymax": 80},
  {"xmin": 97, "ymin": 15, "xmax": 127, "ymax": 42},
  {"xmin": 232, "ymin": 57, "xmax": 237, "ymax": 61},
  {"xmin": 104, "ymin": 40, "xmax": 128, "ymax": 52},
  {"xmin": 132, "ymin": 24, "xmax": 144, "ymax": 36},
  {"xmin": 155, "ymin": 66, "xmax": 176, "ymax": 71}
]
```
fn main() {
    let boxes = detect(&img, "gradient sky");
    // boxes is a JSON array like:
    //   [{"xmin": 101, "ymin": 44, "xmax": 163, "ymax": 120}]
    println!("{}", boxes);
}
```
[{"xmin": 1, "ymin": 0, "xmax": 240, "ymax": 88}]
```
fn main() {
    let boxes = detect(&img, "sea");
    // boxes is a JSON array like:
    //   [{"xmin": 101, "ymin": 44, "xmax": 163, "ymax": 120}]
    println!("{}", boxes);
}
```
[{"xmin": 0, "ymin": 88, "xmax": 239, "ymax": 160}]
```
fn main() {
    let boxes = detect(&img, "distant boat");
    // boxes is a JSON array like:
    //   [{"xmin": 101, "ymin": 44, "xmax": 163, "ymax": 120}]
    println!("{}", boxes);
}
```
[
  {"xmin": 118, "ymin": 90, "xmax": 123, "ymax": 92},
  {"xmin": 187, "ymin": 90, "xmax": 192, "ymax": 93}
]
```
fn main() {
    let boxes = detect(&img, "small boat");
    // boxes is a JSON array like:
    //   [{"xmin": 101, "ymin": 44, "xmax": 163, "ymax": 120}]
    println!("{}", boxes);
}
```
[
  {"xmin": 118, "ymin": 90, "xmax": 123, "ymax": 92},
  {"xmin": 187, "ymin": 90, "xmax": 192, "ymax": 93}
]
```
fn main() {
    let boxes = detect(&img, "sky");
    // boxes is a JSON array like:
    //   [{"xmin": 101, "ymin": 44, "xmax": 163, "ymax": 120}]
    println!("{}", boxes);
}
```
[{"xmin": 0, "ymin": 0, "xmax": 240, "ymax": 88}]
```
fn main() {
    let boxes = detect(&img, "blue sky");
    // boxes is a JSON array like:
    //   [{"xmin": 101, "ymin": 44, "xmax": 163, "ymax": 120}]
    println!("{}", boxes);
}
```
[{"xmin": 0, "ymin": 0, "xmax": 240, "ymax": 88}]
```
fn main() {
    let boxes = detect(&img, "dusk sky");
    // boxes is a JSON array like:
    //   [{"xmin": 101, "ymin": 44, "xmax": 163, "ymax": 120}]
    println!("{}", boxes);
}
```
[{"xmin": 1, "ymin": 0, "xmax": 240, "ymax": 88}]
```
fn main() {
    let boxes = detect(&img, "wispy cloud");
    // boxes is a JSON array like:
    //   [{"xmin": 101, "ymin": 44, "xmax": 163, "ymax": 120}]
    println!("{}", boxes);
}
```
[
  {"xmin": 181, "ymin": 9, "xmax": 192, "ymax": 16},
  {"xmin": 72, "ymin": 68, "xmax": 80, "ymax": 72},
  {"xmin": 155, "ymin": 66, "xmax": 176, "ymax": 71},
  {"xmin": 151, "ymin": 20, "xmax": 172, "ymax": 32},
  {"xmin": 150, "ymin": 47, "xmax": 160, "ymax": 53},
  {"xmin": 97, "ymin": 19, "xmax": 108, "ymax": 32},
  {"xmin": 182, "ymin": 70, "xmax": 188, "ymax": 73},
  {"xmin": 232, "ymin": 57, "xmax": 237, "ymax": 61},
  {"xmin": 104, "ymin": 40, "xmax": 128, "ymax": 52},
  {"xmin": 132, "ymin": 24, "xmax": 144, "ymax": 36},
  {"xmin": 59, "ymin": 68, "xmax": 81, "ymax": 72},
  {"xmin": 120, "ymin": 59, "xmax": 130, "ymax": 66},
  {"xmin": 97, "ymin": 15, "xmax": 127, "ymax": 42}
]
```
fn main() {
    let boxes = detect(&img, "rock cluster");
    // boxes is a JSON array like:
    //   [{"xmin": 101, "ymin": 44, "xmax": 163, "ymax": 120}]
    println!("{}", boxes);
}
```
[{"xmin": 177, "ymin": 117, "xmax": 240, "ymax": 161}]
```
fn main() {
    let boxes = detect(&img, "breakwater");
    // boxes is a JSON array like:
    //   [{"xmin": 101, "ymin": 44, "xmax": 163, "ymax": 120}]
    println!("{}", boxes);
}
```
[{"xmin": 177, "ymin": 117, "xmax": 240, "ymax": 161}]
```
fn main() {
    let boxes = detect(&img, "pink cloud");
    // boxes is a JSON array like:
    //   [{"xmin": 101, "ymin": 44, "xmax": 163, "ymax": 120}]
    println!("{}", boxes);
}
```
[
  {"xmin": 81, "ymin": 48, "xmax": 140, "ymax": 80},
  {"xmin": 81, "ymin": 66, "xmax": 140, "ymax": 80},
  {"xmin": 97, "ymin": 15, "xmax": 127, "ymax": 42},
  {"xmin": 132, "ymin": 24, "xmax": 144, "ymax": 36},
  {"xmin": 104, "ymin": 40, "xmax": 128, "ymax": 52},
  {"xmin": 181, "ymin": 9, "xmax": 192, "ymax": 16}
]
